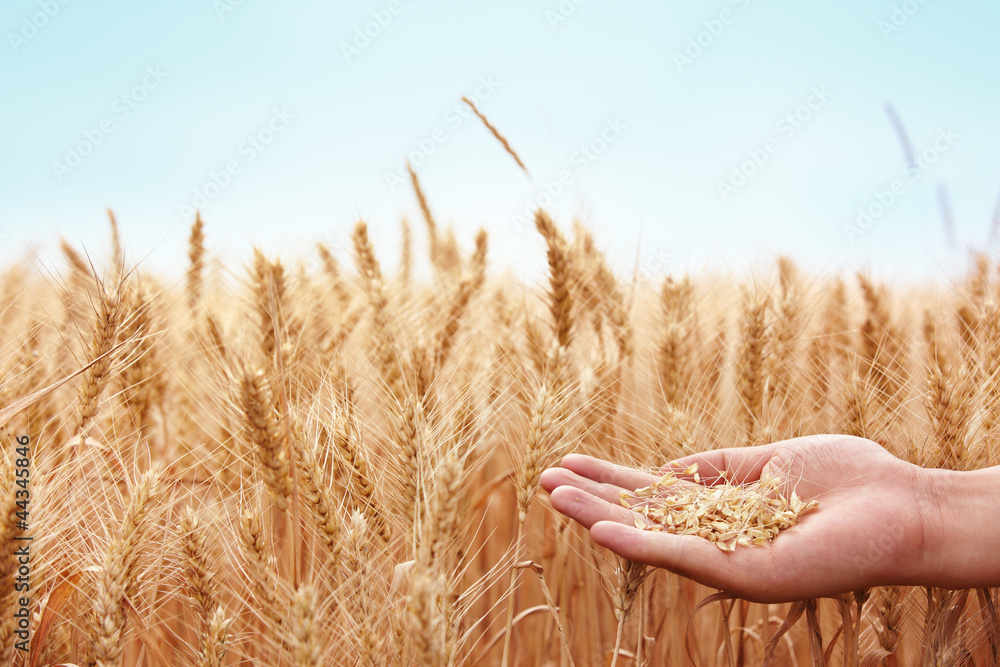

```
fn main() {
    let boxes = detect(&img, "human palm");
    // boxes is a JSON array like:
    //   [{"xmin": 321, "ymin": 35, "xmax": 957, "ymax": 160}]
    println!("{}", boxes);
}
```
[{"xmin": 540, "ymin": 435, "xmax": 931, "ymax": 603}]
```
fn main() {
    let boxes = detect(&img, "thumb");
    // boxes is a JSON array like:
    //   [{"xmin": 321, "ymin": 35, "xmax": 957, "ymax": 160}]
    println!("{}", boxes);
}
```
[{"xmin": 759, "ymin": 446, "xmax": 801, "ymax": 488}]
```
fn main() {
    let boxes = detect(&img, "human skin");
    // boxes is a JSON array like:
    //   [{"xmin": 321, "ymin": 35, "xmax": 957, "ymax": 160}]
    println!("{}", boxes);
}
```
[{"xmin": 539, "ymin": 434, "xmax": 1000, "ymax": 603}]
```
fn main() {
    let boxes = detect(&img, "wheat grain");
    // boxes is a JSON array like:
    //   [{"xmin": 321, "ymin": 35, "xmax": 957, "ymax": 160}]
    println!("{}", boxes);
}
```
[{"xmin": 619, "ymin": 465, "xmax": 818, "ymax": 550}]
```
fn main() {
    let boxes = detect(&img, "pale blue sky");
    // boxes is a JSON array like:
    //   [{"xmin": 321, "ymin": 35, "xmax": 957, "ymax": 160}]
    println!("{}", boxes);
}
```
[{"xmin": 2, "ymin": 1, "xmax": 998, "ymax": 281}]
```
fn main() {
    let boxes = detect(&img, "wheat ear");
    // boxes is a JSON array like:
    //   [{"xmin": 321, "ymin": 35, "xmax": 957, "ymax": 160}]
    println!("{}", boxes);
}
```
[
  {"xmin": 290, "ymin": 583, "xmax": 322, "ymax": 667},
  {"xmin": 407, "ymin": 163, "xmax": 440, "ymax": 270},
  {"xmin": 535, "ymin": 210, "xmax": 574, "ymax": 349},
  {"xmin": 297, "ymin": 435, "xmax": 343, "ymax": 569},
  {"xmin": 240, "ymin": 367, "xmax": 294, "ymax": 511},
  {"xmin": 461, "ymin": 96, "xmax": 529, "ymax": 175},
  {"xmin": 77, "ymin": 278, "xmax": 125, "ymax": 435},
  {"xmin": 331, "ymin": 408, "xmax": 391, "ymax": 546},
  {"xmin": 352, "ymin": 220, "xmax": 403, "ymax": 397},
  {"xmin": 187, "ymin": 212, "xmax": 206, "ymax": 313},
  {"xmin": 89, "ymin": 470, "xmax": 161, "ymax": 667},
  {"xmin": 179, "ymin": 507, "xmax": 231, "ymax": 667},
  {"xmin": 503, "ymin": 383, "xmax": 558, "ymax": 667}
]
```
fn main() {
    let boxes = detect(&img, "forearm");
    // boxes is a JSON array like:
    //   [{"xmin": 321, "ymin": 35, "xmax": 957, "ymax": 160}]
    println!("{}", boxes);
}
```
[{"xmin": 916, "ymin": 465, "xmax": 1000, "ymax": 589}]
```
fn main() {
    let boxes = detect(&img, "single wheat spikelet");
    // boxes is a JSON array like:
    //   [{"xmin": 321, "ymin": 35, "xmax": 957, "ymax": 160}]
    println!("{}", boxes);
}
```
[
  {"xmin": 516, "ymin": 383, "xmax": 557, "ymax": 524},
  {"xmin": 612, "ymin": 557, "xmax": 649, "ymax": 622},
  {"xmin": 106, "ymin": 208, "xmax": 124, "ymax": 279},
  {"xmin": 399, "ymin": 216, "xmax": 413, "ymax": 286},
  {"xmin": 237, "ymin": 506, "xmax": 286, "ymax": 632},
  {"xmin": 298, "ymin": 435, "xmax": 342, "ymax": 568},
  {"xmin": 252, "ymin": 248, "xmax": 291, "ymax": 367},
  {"xmin": 924, "ymin": 358, "xmax": 973, "ymax": 469},
  {"xmin": 395, "ymin": 394, "xmax": 423, "ymax": 543},
  {"xmin": 290, "ymin": 583, "xmax": 322, "ymax": 667},
  {"xmin": 535, "ymin": 210, "xmax": 574, "ymax": 349},
  {"xmin": 61, "ymin": 236, "xmax": 93, "ymax": 280},
  {"xmin": 409, "ymin": 453, "xmax": 464, "ymax": 664},
  {"xmin": 197, "ymin": 607, "xmax": 232, "ymax": 667},
  {"xmin": 659, "ymin": 276, "xmax": 695, "ymax": 407},
  {"xmin": 179, "ymin": 507, "xmax": 230, "ymax": 667},
  {"xmin": 118, "ymin": 285, "xmax": 161, "ymax": 437},
  {"xmin": 461, "ymin": 95, "xmax": 530, "ymax": 175},
  {"xmin": 769, "ymin": 257, "xmax": 806, "ymax": 429},
  {"xmin": 737, "ymin": 292, "xmax": 770, "ymax": 445},
  {"xmin": 420, "ymin": 453, "xmax": 463, "ymax": 573},
  {"xmin": 240, "ymin": 366, "xmax": 293, "ymax": 511},
  {"xmin": 343, "ymin": 510, "xmax": 381, "ymax": 665},
  {"xmin": 332, "ymin": 408, "xmax": 391, "ymax": 546},
  {"xmin": 843, "ymin": 372, "xmax": 874, "ymax": 439},
  {"xmin": 572, "ymin": 221, "xmax": 632, "ymax": 360},
  {"xmin": 857, "ymin": 273, "xmax": 905, "ymax": 411},
  {"xmin": 873, "ymin": 585, "xmax": 903, "ymax": 660},
  {"xmin": 179, "ymin": 507, "xmax": 218, "ymax": 621},
  {"xmin": 352, "ymin": 220, "xmax": 402, "ymax": 396},
  {"xmin": 661, "ymin": 403, "xmax": 698, "ymax": 456},
  {"xmin": 78, "ymin": 278, "xmax": 125, "ymax": 433},
  {"xmin": 407, "ymin": 163, "xmax": 440, "ymax": 269},
  {"xmin": 407, "ymin": 568, "xmax": 444, "ymax": 667},
  {"xmin": 610, "ymin": 557, "xmax": 651, "ymax": 667},
  {"xmin": 89, "ymin": 470, "xmax": 162, "ymax": 667},
  {"xmin": 436, "ymin": 228, "xmax": 488, "ymax": 368},
  {"xmin": 187, "ymin": 212, "xmax": 206, "ymax": 312},
  {"xmin": 316, "ymin": 241, "xmax": 352, "ymax": 308}
]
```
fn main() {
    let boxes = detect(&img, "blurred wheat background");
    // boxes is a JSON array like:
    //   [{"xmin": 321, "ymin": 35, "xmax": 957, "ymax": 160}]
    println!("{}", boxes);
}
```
[{"xmin": 2, "ymin": 183, "xmax": 999, "ymax": 665}]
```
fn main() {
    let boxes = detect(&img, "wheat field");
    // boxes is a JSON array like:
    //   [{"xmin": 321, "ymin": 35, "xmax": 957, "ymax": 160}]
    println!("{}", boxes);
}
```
[{"xmin": 1, "ymin": 198, "xmax": 998, "ymax": 666}]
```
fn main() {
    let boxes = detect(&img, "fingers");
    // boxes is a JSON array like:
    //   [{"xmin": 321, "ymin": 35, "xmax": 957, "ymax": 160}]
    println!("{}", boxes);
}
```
[
  {"xmin": 664, "ymin": 443, "xmax": 785, "ymax": 485},
  {"xmin": 559, "ymin": 454, "xmax": 657, "ymax": 491},
  {"xmin": 589, "ymin": 521, "xmax": 733, "ymax": 585},
  {"xmin": 589, "ymin": 521, "xmax": 778, "ymax": 598},
  {"xmin": 548, "ymin": 486, "xmax": 637, "ymax": 530},
  {"xmin": 540, "ymin": 466, "xmax": 647, "ymax": 504}
]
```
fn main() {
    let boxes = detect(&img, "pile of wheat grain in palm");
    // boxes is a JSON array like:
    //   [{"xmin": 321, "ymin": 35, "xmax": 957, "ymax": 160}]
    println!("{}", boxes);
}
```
[
  {"xmin": 619, "ymin": 465, "xmax": 819, "ymax": 551},
  {"xmin": 1, "ymin": 188, "xmax": 1000, "ymax": 667}
]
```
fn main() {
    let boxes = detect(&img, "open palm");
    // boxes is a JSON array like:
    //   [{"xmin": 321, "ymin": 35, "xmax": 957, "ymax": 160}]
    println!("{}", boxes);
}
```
[{"xmin": 540, "ymin": 435, "xmax": 933, "ymax": 603}]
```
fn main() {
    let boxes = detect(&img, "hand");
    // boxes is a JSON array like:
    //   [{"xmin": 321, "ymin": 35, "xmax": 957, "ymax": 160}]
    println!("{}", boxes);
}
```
[{"xmin": 539, "ymin": 435, "xmax": 934, "ymax": 603}]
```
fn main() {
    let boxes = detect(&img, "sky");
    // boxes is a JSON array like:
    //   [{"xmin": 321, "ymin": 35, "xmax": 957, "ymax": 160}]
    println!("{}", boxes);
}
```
[{"xmin": 1, "ymin": 0, "xmax": 999, "ymax": 284}]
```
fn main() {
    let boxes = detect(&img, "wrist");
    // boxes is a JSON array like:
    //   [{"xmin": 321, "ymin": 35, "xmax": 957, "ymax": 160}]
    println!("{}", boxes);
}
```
[{"xmin": 912, "ymin": 464, "xmax": 1000, "ymax": 589}]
